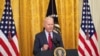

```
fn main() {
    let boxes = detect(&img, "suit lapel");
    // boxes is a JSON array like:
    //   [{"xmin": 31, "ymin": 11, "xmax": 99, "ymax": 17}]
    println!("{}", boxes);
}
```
[
  {"xmin": 52, "ymin": 32, "xmax": 56, "ymax": 40},
  {"xmin": 42, "ymin": 31, "xmax": 48, "ymax": 44}
]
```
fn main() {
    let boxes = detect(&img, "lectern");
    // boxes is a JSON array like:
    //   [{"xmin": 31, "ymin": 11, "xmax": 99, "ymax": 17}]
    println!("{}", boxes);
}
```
[
  {"xmin": 35, "ymin": 50, "xmax": 53, "ymax": 56},
  {"xmin": 35, "ymin": 49, "xmax": 78, "ymax": 56}
]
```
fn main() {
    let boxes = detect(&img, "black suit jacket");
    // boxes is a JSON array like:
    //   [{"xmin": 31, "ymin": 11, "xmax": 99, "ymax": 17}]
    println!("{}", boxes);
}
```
[{"xmin": 33, "ymin": 30, "xmax": 63, "ymax": 55}]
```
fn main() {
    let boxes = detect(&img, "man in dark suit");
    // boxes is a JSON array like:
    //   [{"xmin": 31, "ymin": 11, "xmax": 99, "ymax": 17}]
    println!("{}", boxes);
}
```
[{"xmin": 33, "ymin": 16, "xmax": 63, "ymax": 55}]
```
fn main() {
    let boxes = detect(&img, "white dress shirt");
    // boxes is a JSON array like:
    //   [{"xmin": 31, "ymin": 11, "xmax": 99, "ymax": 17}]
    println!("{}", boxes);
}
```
[{"xmin": 45, "ymin": 30, "xmax": 53, "ymax": 43}]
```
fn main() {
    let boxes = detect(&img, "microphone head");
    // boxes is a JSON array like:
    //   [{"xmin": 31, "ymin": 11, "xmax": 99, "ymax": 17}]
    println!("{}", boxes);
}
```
[
  {"xmin": 52, "ymin": 38, "xmax": 57, "ymax": 44},
  {"xmin": 52, "ymin": 38, "xmax": 60, "ymax": 47}
]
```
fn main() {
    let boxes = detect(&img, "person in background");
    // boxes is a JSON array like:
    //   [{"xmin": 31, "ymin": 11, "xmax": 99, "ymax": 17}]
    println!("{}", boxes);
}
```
[{"xmin": 33, "ymin": 16, "xmax": 63, "ymax": 55}]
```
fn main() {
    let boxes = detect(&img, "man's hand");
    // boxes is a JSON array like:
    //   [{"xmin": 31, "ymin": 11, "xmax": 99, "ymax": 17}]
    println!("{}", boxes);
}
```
[{"xmin": 42, "ymin": 44, "xmax": 48, "ymax": 51}]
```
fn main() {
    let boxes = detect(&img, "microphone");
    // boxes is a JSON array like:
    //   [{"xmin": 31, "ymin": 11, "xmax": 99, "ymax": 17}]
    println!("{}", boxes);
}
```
[{"xmin": 51, "ymin": 38, "xmax": 60, "ymax": 47}]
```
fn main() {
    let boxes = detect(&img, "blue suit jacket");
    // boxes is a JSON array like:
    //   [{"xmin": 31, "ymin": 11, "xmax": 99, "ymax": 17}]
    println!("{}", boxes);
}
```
[{"xmin": 33, "ymin": 31, "xmax": 63, "ymax": 55}]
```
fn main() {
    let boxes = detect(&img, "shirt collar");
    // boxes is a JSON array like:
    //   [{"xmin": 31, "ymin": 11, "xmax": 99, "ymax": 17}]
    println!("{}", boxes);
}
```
[{"xmin": 45, "ymin": 30, "xmax": 53, "ymax": 38}]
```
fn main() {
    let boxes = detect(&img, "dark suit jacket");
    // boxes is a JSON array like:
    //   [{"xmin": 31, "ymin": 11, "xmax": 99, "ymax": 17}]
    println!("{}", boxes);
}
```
[{"xmin": 33, "ymin": 30, "xmax": 63, "ymax": 55}]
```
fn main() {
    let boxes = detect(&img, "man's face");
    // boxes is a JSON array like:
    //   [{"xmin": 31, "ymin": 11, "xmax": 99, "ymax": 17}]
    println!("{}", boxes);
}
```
[{"xmin": 44, "ymin": 17, "xmax": 54, "ymax": 32}]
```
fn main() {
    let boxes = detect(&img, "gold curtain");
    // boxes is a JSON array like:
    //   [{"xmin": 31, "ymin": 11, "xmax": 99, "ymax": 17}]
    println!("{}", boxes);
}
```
[
  {"xmin": 0, "ymin": 0, "xmax": 80, "ymax": 56},
  {"xmin": 56, "ymin": 0, "xmax": 80, "ymax": 49}
]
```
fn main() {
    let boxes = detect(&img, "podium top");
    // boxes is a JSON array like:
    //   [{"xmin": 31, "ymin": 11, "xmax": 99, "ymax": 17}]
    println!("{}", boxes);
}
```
[
  {"xmin": 35, "ymin": 50, "xmax": 53, "ymax": 56},
  {"xmin": 35, "ymin": 48, "xmax": 78, "ymax": 56}
]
